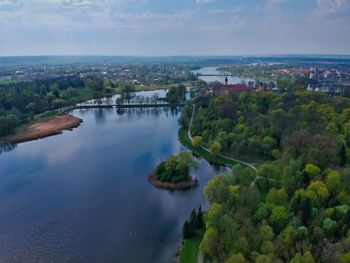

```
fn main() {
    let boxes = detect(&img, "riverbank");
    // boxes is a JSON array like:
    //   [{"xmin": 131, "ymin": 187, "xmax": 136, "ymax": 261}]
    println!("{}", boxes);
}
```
[
  {"xmin": 6, "ymin": 115, "xmax": 82, "ymax": 143},
  {"xmin": 148, "ymin": 173, "xmax": 198, "ymax": 191}
]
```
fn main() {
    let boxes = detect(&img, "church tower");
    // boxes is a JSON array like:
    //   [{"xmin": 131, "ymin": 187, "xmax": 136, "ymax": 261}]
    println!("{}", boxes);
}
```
[{"xmin": 225, "ymin": 76, "xmax": 228, "ymax": 86}]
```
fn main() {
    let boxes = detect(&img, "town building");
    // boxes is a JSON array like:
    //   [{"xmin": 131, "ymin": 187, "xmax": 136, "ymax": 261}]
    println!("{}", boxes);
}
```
[{"xmin": 212, "ymin": 77, "xmax": 253, "ymax": 96}]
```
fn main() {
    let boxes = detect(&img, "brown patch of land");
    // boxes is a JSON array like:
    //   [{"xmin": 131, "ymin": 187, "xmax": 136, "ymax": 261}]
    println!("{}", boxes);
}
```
[
  {"xmin": 148, "ymin": 173, "xmax": 198, "ymax": 191},
  {"xmin": 7, "ymin": 115, "xmax": 82, "ymax": 143}
]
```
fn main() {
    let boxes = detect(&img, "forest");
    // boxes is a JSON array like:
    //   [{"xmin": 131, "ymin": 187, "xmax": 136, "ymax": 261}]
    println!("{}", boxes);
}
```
[{"xmin": 180, "ymin": 90, "xmax": 350, "ymax": 262}]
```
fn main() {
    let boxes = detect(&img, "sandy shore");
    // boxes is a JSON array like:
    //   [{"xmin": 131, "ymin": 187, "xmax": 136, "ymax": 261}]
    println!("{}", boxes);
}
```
[
  {"xmin": 6, "ymin": 115, "xmax": 82, "ymax": 143},
  {"xmin": 148, "ymin": 173, "xmax": 198, "ymax": 191}
]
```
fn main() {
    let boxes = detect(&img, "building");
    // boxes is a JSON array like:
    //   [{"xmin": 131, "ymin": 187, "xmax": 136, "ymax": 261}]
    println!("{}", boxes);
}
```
[{"xmin": 212, "ymin": 77, "xmax": 252, "ymax": 96}]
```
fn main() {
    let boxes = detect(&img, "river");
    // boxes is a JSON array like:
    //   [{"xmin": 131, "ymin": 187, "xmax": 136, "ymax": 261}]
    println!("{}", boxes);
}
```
[{"xmin": 0, "ymin": 90, "xmax": 229, "ymax": 263}]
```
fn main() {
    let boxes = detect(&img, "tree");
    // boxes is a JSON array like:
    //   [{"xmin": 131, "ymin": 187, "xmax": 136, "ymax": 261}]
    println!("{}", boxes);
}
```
[
  {"xmin": 183, "ymin": 221, "xmax": 191, "ymax": 239},
  {"xmin": 227, "ymin": 185, "xmax": 240, "ymax": 209},
  {"xmin": 197, "ymin": 206, "xmax": 205, "ymax": 229},
  {"xmin": 260, "ymin": 224, "xmax": 275, "ymax": 242},
  {"xmin": 306, "ymin": 180, "xmax": 329, "ymax": 207},
  {"xmin": 225, "ymin": 253, "xmax": 247, "ymax": 263},
  {"xmin": 290, "ymin": 252, "xmax": 315, "ymax": 263},
  {"xmin": 201, "ymin": 227, "xmax": 222, "ymax": 261},
  {"xmin": 156, "ymin": 152, "xmax": 198, "ymax": 183},
  {"xmin": 192, "ymin": 136, "xmax": 203, "ymax": 148},
  {"xmin": 189, "ymin": 209, "xmax": 197, "ymax": 236},
  {"xmin": 303, "ymin": 164, "xmax": 321, "ymax": 180},
  {"xmin": 266, "ymin": 188, "xmax": 288, "ymax": 206},
  {"xmin": 204, "ymin": 174, "xmax": 232, "ymax": 204},
  {"xmin": 326, "ymin": 170, "xmax": 342, "ymax": 197},
  {"xmin": 210, "ymin": 141, "xmax": 222, "ymax": 156},
  {"xmin": 270, "ymin": 206, "xmax": 289, "ymax": 232},
  {"xmin": 339, "ymin": 143, "xmax": 347, "ymax": 166},
  {"xmin": 255, "ymin": 255, "xmax": 272, "ymax": 263}
]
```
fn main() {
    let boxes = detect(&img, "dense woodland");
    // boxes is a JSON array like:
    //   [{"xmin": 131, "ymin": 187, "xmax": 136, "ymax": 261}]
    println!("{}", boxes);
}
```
[{"xmin": 180, "ymin": 90, "xmax": 350, "ymax": 262}]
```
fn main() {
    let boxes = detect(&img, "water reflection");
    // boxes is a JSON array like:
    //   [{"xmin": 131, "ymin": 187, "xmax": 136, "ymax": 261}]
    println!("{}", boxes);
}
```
[
  {"xmin": 0, "ymin": 101, "xmax": 227, "ymax": 263},
  {"xmin": 0, "ymin": 142, "xmax": 16, "ymax": 155}
]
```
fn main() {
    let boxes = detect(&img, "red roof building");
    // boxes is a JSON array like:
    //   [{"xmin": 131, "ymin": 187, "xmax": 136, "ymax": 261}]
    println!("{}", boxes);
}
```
[{"xmin": 212, "ymin": 80, "xmax": 252, "ymax": 96}]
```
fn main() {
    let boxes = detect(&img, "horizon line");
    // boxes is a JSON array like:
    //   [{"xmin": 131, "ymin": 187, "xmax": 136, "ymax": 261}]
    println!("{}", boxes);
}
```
[{"xmin": 1, "ymin": 53, "xmax": 350, "ymax": 58}]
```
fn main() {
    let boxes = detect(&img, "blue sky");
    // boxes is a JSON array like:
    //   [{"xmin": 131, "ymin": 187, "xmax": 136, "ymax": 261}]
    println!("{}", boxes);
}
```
[{"xmin": 0, "ymin": 0, "xmax": 349, "ymax": 56}]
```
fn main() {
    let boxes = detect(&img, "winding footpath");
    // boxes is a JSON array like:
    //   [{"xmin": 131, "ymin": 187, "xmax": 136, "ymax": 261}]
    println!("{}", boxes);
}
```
[
  {"xmin": 188, "ymin": 103, "xmax": 259, "ymax": 263},
  {"xmin": 188, "ymin": 104, "xmax": 258, "ymax": 173}
]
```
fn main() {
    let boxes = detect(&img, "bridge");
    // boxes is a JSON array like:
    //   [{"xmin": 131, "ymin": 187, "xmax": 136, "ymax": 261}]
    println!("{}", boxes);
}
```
[
  {"xmin": 58, "ymin": 103, "xmax": 184, "ymax": 113},
  {"xmin": 196, "ymin": 73, "xmax": 233, "ymax": 77}
]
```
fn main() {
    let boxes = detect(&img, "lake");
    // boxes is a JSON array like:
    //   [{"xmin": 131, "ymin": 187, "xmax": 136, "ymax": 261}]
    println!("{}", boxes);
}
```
[
  {"xmin": 0, "ymin": 91, "xmax": 229, "ymax": 263},
  {"xmin": 192, "ymin": 66, "xmax": 254, "ymax": 84}
]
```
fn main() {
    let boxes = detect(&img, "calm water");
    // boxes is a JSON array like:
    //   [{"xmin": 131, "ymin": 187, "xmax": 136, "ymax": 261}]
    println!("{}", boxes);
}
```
[
  {"xmin": 0, "ymin": 93, "xmax": 229, "ymax": 263},
  {"xmin": 192, "ymin": 66, "xmax": 254, "ymax": 84}
]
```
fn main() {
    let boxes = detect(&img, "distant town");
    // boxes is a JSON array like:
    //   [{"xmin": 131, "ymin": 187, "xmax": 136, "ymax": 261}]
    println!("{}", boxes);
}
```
[{"xmin": 1, "ymin": 56, "xmax": 349, "ymax": 96}]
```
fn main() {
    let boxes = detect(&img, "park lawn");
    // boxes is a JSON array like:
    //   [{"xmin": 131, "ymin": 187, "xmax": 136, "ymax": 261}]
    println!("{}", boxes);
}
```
[
  {"xmin": 76, "ymin": 88, "xmax": 96, "ymax": 99},
  {"xmin": 179, "ymin": 229, "xmax": 205, "ymax": 263}
]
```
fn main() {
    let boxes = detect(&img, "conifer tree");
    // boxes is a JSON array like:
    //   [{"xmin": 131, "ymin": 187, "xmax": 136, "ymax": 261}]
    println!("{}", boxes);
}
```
[
  {"xmin": 182, "ymin": 221, "xmax": 190, "ymax": 239},
  {"xmin": 197, "ymin": 205, "xmax": 205, "ymax": 229}
]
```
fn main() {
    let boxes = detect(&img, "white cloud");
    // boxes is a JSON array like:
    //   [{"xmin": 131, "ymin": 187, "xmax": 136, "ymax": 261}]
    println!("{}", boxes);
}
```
[
  {"xmin": 207, "ymin": 7, "xmax": 243, "ymax": 14},
  {"xmin": 266, "ymin": 0, "xmax": 288, "ymax": 8},
  {"xmin": 311, "ymin": 0, "xmax": 350, "ymax": 19},
  {"xmin": 196, "ymin": 0, "xmax": 217, "ymax": 4}
]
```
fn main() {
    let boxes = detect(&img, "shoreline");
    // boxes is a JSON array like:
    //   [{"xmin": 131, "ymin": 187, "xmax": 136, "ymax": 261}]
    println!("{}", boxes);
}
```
[
  {"xmin": 5, "ymin": 115, "xmax": 82, "ymax": 144},
  {"xmin": 148, "ymin": 173, "xmax": 198, "ymax": 191}
]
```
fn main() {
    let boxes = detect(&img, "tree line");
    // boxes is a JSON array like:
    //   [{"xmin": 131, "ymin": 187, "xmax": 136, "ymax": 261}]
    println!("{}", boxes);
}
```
[{"xmin": 0, "ymin": 75, "xmax": 118, "ymax": 137}]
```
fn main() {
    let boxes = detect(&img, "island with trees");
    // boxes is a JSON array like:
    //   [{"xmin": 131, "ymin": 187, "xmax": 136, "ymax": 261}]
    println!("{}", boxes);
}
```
[
  {"xmin": 148, "ymin": 151, "xmax": 199, "ymax": 191},
  {"xmin": 179, "ymin": 85, "xmax": 350, "ymax": 262}
]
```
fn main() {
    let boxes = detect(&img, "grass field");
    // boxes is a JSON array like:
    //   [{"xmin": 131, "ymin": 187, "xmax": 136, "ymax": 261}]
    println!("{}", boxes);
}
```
[{"xmin": 179, "ymin": 229, "xmax": 205, "ymax": 263}]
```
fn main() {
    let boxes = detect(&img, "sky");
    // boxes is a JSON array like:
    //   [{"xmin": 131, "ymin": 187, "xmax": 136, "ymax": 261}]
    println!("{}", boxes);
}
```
[{"xmin": 0, "ymin": 0, "xmax": 349, "ymax": 56}]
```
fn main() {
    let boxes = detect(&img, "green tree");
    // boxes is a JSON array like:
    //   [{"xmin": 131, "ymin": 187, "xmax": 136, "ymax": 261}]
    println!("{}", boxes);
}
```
[
  {"xmin": 326, "ymin": 170, "xmax": 342, "ymax": 197},
  {"xmin": 289, "ymin": 251, "xmax": 315, "ymax": 263},
  {"xmin": 183, "ymin": 221, "xmax": 191, "ymax": 239},
  {"xmin": 204, "ymin": 174, "xmax": 232, "ymax": 204},
  {"xmin": 266, "ymin": 188, "xmax": 288, "ymax": 206},
  {"xmin": 225, "ymin": 253, "xmax": 247, "ymax": 263},
  {"xmin": 210, "ymin": 141, "xmax": 222, "ymax": 156},
  {"xmin": 270, "ymin": 206, "xmax": 289, "ymax": 232},
  {"xmin": 306, "ymin": 181, "xmax": 329, "ymax": 207},
  {"xmin": 197, "ymin": 206, "xmax": 205, "ymax": 229},
  {"xmin": 192, "ymin": 136, "xmax": 203, "ymax": 147},
  {"xmin": 303, "ymin": 164, "xmax": 321, "ymax": 180}
]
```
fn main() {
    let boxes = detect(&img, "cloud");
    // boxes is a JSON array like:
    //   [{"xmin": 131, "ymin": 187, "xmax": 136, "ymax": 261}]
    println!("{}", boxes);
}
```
[
  {"xmin": 207, "ymin": 7, "xmax": 243, "ymax": 14},
  {"xmin": 311, "ymin": 0, "xmax": 350, "ymax": 19},
  {"xmin": 266, "ymin": 0, "xmax": 288, "ymax": 8},
  {"xmin": 196, "ymin": 0, "xmax": 217, "ymax": 4},
  {"xmin": 0, "ymin": 0, "xmax": 21, "ymax": 10}
]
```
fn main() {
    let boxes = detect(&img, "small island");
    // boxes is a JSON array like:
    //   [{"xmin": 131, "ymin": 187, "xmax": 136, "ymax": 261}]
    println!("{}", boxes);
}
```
[{"xmin": 149, "ymin": 151, "xmax": 199, "ymax": 191}]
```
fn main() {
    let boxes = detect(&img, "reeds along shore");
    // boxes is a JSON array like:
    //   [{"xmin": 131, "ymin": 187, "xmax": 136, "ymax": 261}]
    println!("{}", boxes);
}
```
[
  {"xmin": 6, "ymin": 115, "xmax": 82, "ymax": 143},
  {"xmin": 148, "ymin": 173, "xmax": 198, "ymax": 191}
]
